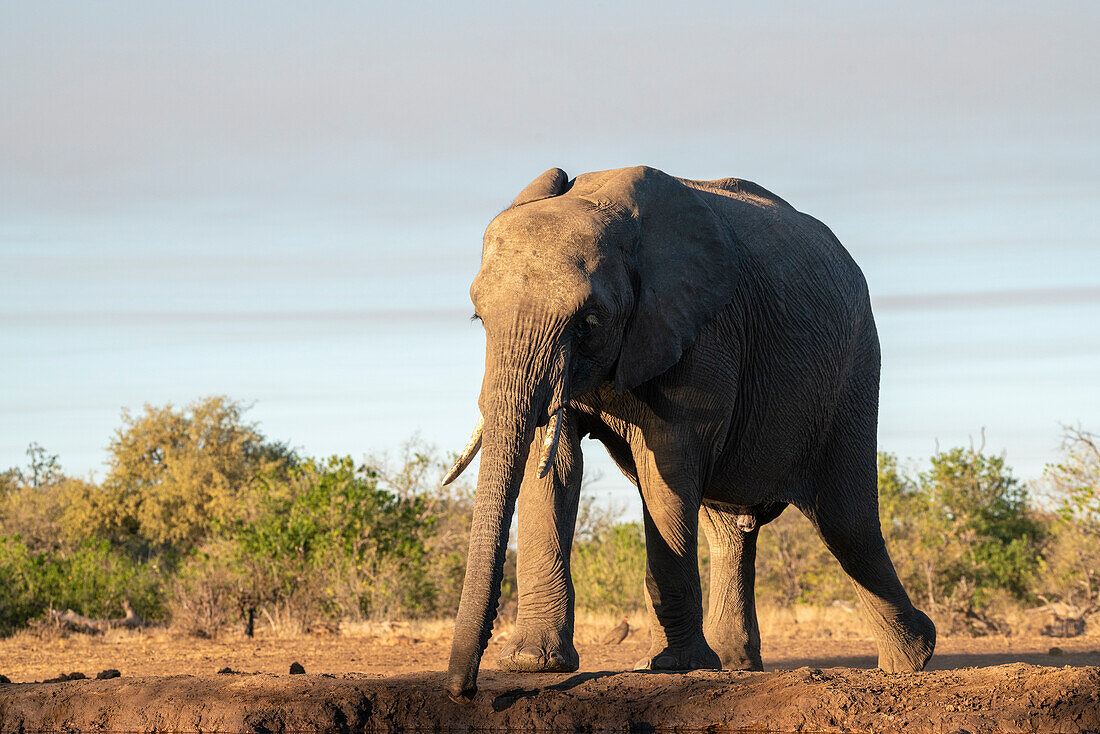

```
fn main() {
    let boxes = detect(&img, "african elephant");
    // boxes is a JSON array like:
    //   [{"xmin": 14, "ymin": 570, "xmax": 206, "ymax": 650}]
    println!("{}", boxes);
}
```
[{"xmin": 442, "ymin": 166, "xmax": 935, "ymax": 700}]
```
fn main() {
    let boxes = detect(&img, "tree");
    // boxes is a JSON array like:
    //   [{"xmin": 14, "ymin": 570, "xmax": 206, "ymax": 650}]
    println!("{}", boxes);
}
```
[
  {"xmin": 1036, "ymin": 425, "xmax": 1100, "ymax": 610},
  {"xmin": 0, "ymin": 444, "xmax": 99, "ymax": 552},
  {"xmin": 0, "ymin": 476, "xmax": 97, "ymax": 552},
  {"xmin": 1, "ymin": 443, "xmax": 62, "ymax": 493},
  {"xmin": 879, "ymin": 444, "xmax": 1045, "ymax": 622},
  {"xmin": 79, "ymin": 396, "xmax": 293, "ymax": 553},
  {"xmin": 1046, "ymin": 425, "xmax": 1100, "ymax": 527},
  {"xmin": 23, "ymin": 443, "xmax": 62, "ymax": 489}
]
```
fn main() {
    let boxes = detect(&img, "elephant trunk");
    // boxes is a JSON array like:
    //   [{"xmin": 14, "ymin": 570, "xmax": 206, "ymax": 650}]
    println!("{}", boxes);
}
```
[{"xmin": 446, "ymin": 343, "xmax": 562, "ymax": 701}]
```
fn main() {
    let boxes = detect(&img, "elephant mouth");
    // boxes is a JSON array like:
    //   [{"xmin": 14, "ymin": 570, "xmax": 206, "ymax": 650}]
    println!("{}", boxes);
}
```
[
  {"xmin": 444, "ymin": 342, "xmax": 571, "ymax": 487},
  {"xmin": 442, "ymin": 402, "xmax": 565, "ymax": 486}
]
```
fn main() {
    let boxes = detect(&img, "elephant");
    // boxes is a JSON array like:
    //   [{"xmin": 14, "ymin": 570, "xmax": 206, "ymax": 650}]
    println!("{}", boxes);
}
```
[{"xmin": 442, "ymin": 166, "xmax": 936, "ymax": 701}]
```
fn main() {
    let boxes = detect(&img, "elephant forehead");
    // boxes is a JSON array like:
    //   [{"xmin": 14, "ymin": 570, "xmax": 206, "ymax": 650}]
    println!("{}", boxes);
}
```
[
  {"xmin": 472, "ymin": 255, "xmax": 593, "ymax": 315},
  {"xmin": 483, "ymin": 205, "xmax": 604, "ymax": 266}
]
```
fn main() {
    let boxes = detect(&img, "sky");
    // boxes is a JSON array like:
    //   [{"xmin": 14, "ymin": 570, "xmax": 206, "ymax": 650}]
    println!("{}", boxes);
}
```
[{"xmin": 2, "ymin": 1, "xmax": 1098, "ymax": 512}]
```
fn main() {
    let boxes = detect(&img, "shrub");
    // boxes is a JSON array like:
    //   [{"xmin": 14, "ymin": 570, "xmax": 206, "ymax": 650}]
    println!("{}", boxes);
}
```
[
  {"xmin": 230, "ymin": 456, "xmax": 437, "ymax": 630},
  {"xmin": 756, "ymin": 510, "xmax": 854, "ymax": 606},
  {"xmin": 0, "ymin": 537, "xmax": 43, "ymax": 633},
  {"xmin": 6, "ymin": 404, "xmax": 1094, "ymax": 639},
  {"xmin": 368, "ymin": 441, "xmax": 478, "ymax": 616},
  {"xmin": 168, "ymin": 538, "xmax": 248, "ymax": 637},
  {"xmin": 1033, "ymin": 426, "xmax": 1100, "ymax": 610},
  {"xmin": 573, "ymin": 522, "xmax": 648, "ymax": 613},
  {"xmin": 875, "ymin": 446, "xmax": 1046, "ymax": 626},
  {"xmin": 0, "ymin": 536, "xmax": 163, "ymax": 634}
]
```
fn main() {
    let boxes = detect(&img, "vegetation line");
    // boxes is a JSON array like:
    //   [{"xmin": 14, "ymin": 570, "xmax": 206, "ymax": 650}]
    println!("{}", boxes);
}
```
[{"xmin": 1, "ymin": 397, "xmax": 1097, "ymax": 638}]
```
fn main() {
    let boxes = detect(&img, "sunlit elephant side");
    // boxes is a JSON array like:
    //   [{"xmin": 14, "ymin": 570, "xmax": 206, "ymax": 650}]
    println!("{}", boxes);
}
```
[{"xmin": 442, "ymin": 166, "xmax": 935, "ymax": 700}]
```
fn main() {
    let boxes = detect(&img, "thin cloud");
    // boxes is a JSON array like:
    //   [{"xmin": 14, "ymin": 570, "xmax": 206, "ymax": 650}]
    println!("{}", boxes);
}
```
[
  {"xmin": 873, "ymin": 286, "xmax": 1100, "ymax": 312},
  {"xmin": 0, "ymin": 308, "xmax": 471, "ymax": 327},
  {"xmin": 9, "ymin": 286, "xmax": 1100, "ymax": 327}
]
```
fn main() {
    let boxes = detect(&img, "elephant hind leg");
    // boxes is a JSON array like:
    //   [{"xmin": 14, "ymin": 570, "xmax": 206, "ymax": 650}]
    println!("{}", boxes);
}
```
[
  {"xmin": 808, "ymin": 503, "xmax": 936, "ymax": 672},
  {"xmin": 802, "ymin": 410, "xmax": 935, "ymax": 672},
  {"xmin": 699, "ymin": 503, "xmax": 763, "ymax": 671}
]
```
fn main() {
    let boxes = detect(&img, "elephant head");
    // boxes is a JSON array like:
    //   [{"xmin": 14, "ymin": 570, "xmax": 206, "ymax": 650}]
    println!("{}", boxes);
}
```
[{"xmin": 444, "ymin": 166, "xmax": 739, "ymax": 700}]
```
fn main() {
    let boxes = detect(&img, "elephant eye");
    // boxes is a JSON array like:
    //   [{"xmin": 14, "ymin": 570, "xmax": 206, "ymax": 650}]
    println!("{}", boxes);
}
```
[{"xmin": 576, "ymin": 311, "xmax": 599, "ymax": 337}]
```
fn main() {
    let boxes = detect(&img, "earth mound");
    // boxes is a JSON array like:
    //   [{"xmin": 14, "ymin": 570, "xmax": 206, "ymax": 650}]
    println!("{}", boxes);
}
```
[{"xmin": 1, "ymin": 663, "xmax": 1098, "ymax": 733}]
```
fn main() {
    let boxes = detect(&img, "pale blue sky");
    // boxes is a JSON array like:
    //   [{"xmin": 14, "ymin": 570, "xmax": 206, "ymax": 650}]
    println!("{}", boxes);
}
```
[{"xmin": 2, "ymin": 2, "xmax": 1098, "ymax": 509}]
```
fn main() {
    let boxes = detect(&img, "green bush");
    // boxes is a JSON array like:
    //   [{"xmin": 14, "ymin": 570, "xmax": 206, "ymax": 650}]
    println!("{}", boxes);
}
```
[
  {"xmin": 0, "ymin": 537, "xmax": 43, "ymax": 633},
  {"xmin": 573, "ymin": 522, "xmax": 648, "ymax": 613},
  {"xmin": 46, "ymin": 542, "xmax": 165, "ymax": 621},
  {"xmin": 878, "ymin": 447, "xmax": 1046, "ymax": 616},
  {"xmin": 240, "ymin": 456, "xmax": 436, "ymax": 623},
  {"xmin": 165, "ymin": 454, "xmax": 450, "ymax": 634},
  {"xmin": 0, "ymin": 536, "xmax": 163, "ymax": 634}
]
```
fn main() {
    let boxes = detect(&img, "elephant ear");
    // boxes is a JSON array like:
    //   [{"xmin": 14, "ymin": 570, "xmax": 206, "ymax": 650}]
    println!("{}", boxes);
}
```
[
  {"xmin": 588, "ymin": 167, "xmax": 739, "ymax": 394},
  {"xmin": 512, "ymin": 168, "xmax": 570, "ymax": 207}
]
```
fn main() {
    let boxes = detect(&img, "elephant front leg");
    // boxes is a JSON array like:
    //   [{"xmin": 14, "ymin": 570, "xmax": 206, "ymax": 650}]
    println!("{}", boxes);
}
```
[
  {"xmin": 634, "ymin": 475, "xmax": 721, "ymax": 672},
  {"xmin": 498, "ymin": 414, "xmax": 582, "ymax": 673},
  {"xmin": 699, "ymin": 503, "xmax": 762, "ymax": 670}
]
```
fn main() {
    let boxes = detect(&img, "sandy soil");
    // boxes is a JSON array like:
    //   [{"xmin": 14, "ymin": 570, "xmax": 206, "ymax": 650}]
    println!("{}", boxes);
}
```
[
  {"xmin": 1, "ymin": 630, "xmax": 1098, "ymax": 732},
  {"xmin": 1, "ymin": 627, "xmax": 1097, "ymax": 680}
]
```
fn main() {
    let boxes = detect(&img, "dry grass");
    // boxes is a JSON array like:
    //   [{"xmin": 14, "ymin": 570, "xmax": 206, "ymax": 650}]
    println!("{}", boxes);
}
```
[
  {"xmin": 759, "ymin": 603, "xmax": 872, "ymax": 640},
  {"xmin": 299, "ymin": 605, "xmax": 933, "ymax": 645},
  {"xmin": 335, "ymin": 605, "xmax": 878, "ymax": 647},
  {"xmin": 337, "ymin": 617, "xmax": 456, "ymax": 643},
  {"xmin": 21, "ymin": 602, "xmax": 1089, "ymax": 653},
  {"xmin": 330, "ymin": 601, "xmax": 1100, "ymax": 648},
  {"xmin": 335, "ymin": 613, "xmax": 645, "ymax": 645},
  {"xmin": 572, "ymin": 605, "xmax": 874, "ymax": 644},
  {"xmin": 328, "ymin": 611, "xmax": 649, "ymax": 646}
]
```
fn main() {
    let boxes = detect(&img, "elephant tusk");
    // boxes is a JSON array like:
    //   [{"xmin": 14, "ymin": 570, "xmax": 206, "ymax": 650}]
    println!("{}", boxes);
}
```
[
  {"xmin": 536, "ymin": 406, "xmax": 564, "ymax": 479},
  {"xmin": 442, "ymin": 413, "xmax": 484, "ymax": 486}
]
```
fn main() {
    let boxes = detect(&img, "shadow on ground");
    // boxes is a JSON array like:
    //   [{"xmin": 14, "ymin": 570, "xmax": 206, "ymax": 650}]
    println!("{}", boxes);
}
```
[{"xmin": 768, "ymin": 647, "xmax": 1100, "ymax": 671}]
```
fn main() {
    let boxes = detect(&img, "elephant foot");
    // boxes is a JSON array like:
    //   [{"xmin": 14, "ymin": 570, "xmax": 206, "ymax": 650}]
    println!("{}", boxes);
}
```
[
  {"xmin": 715, "ymin": 648, "xmax": 763, "ymax": 672},
  {"xmin": 498, "ymin": 625, "xmax": 579, "ymax": 673},
  {"xmin": 633, "ymin": 634, "xmax": 721, "ymax": 672},
  {"xmin": 704, "ymin": 634, "xmax": 762, "ymax": 671},
  {"xmin": 877, "ymin": 608, "xmax": 936, "ymax": 673}
]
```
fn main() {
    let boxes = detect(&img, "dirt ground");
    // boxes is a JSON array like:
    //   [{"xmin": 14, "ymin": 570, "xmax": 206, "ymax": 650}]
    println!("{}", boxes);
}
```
[
  {"xmin": 1, "ymin": 629, "xmax": 1098, "ymax": 732},
  {"xmin": 1, "ymin": 626, "xmax": 1098, "ymax": 680}
]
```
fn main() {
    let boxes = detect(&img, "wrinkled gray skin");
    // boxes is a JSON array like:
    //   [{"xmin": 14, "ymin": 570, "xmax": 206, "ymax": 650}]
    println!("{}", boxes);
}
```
[{"xmin": 445, "ymin": 166, "xmax": 936, "ymax": 701}]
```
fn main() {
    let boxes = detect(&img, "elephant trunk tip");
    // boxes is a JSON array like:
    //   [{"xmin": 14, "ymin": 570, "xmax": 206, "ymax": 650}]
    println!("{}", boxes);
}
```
[{"xmin": 446, "ymin": 673, "xmax": 478, "ymax": 703}]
